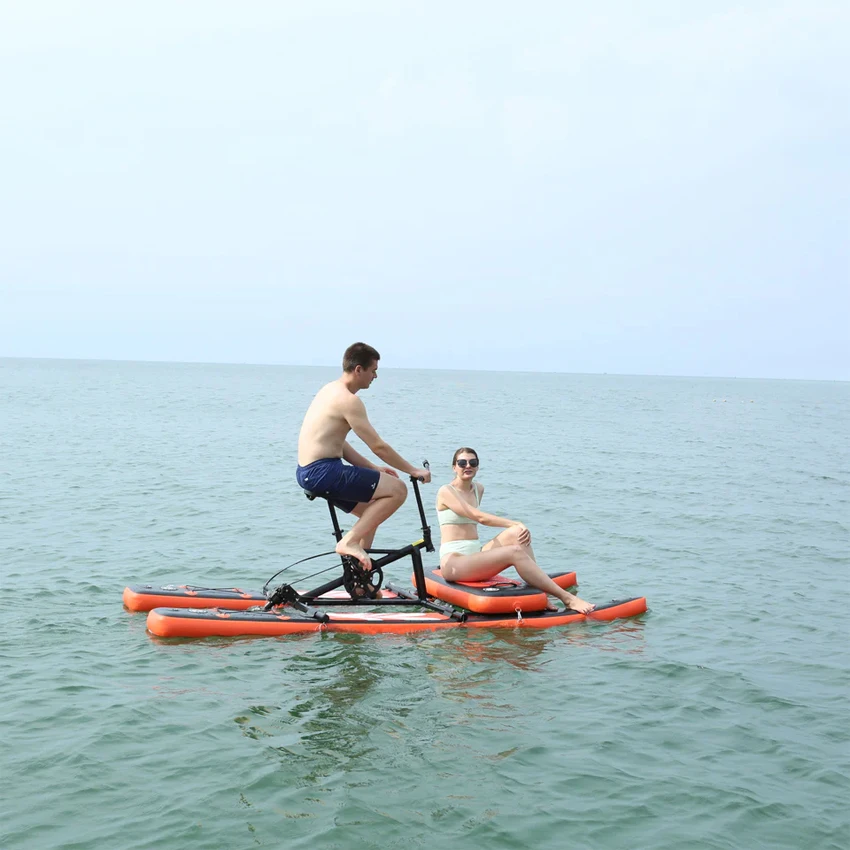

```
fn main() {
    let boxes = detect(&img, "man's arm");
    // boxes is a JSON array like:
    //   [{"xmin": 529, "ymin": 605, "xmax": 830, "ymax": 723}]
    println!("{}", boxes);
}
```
[
  {"xmin": 343, "ymin": 442, "xmax": 400, "ymax": 478},
  {"xmin": 344, "ymin": 396, "xmax": 427, "ymax": 479},
  {"xmin": 342, "ymin": 442, "xmax": 377, "ymax": 469}
]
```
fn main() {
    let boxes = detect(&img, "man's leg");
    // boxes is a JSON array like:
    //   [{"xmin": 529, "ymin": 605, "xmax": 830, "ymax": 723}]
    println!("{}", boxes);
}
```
[
  {"xmin": 347, "ymin": 504, "xmax": 376, "ymax": 552},
  {"xmin": 335, "ymin": 473, "xmax": 407, "ymax": 569}
]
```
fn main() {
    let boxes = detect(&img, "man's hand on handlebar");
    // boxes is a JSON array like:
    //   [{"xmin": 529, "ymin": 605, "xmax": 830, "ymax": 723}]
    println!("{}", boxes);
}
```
[{"xmin": 411, "ymin": 467, "xmax": 431, "ymax": 484}]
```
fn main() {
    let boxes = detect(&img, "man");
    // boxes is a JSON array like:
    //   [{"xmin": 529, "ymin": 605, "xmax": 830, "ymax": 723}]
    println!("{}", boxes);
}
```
[{"xmin": 296, "ymin": 342, "xmax": 431, "ymax": 570}]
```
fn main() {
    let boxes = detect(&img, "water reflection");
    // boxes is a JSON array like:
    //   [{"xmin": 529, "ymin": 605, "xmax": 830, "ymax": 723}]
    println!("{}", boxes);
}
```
[
  {"xmin": 235, "ymin": 634, "xmax": 389, "ymax": 775},
  {"xmin": 423, "ymin": 616, "xmax": 648, "ymax": 679},
  {"xmin": 222, "ymin": 614, "xmax": 651, "ymax": 847},
  {"xmin": 554, "ymin": 617, "xmax": 648, "ymax": 655},
  {"xmin": 231, "ymin": 619, "xmax": 647, "ymax": 810}
]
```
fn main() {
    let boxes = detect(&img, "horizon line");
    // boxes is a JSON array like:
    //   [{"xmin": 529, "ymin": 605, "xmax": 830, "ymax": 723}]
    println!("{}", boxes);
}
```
[{"xmin": 1, "ymin": 355, "xmax": 847, "ymax": 384}]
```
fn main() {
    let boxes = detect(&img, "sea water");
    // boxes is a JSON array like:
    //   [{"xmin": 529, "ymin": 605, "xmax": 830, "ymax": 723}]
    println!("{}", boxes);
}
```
[{"xmin": 1, "ymin": 359, "xmax": 847, "ymax": 850}]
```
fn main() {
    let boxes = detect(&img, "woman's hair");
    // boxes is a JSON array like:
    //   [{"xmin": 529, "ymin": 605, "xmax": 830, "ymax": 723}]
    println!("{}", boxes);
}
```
[
  {"xmin": 452, "ymin": 446, "xmax": 479, "ymax": 465},
  {"xmin": 343, "ymin": 342, "xmax": 380, "ymax": 372}
]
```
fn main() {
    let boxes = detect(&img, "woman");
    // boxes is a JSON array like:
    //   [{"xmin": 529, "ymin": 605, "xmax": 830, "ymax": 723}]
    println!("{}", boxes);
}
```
[{"xmin": 436, "ymin": 447, "xmax": 595, "ymax": 613}]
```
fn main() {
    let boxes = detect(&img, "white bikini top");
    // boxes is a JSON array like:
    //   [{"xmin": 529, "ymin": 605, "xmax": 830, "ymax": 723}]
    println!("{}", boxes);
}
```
[{"xmin": 436, "ymin": 483, "xmax": 481, "ymax": 526}]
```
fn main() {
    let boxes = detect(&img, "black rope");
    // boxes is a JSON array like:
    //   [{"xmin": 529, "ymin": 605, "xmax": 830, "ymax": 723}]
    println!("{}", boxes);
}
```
[{"xmin": 262, "ymin": 550, "xmax": 340, "ymax": 595}]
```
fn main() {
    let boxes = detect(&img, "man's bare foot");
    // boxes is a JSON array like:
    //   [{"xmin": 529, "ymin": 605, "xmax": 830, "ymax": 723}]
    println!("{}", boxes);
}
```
[
  {"xmin": 336, "ymin": 538, "xmax": 372, "ymax": 571},
  {"xmin": 562, "ymin": 592, "xmax": 595, "ymax": 614}
]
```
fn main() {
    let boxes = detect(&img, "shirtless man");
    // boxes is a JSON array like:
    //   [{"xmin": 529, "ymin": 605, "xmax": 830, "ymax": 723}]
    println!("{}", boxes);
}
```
[{"xmin": 296, "ymin": 342, "xmax": 431, "ymax": 570}]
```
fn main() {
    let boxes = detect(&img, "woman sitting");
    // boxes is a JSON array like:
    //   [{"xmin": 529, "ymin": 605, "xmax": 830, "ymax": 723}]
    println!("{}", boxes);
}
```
[{"xmin": 436, "ymin": 447, "xmax": 595, "ymax": 613}]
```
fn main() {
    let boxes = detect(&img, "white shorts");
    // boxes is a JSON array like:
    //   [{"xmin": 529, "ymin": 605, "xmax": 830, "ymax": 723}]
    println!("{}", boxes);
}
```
[{"xmin": 439, "ymin": 539, "xmax": 482, "ymax": 559}]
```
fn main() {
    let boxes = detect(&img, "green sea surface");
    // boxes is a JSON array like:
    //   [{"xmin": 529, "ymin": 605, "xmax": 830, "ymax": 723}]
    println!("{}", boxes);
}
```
[{"xmin": 1, "ymin": 358, "xmax": 848, "ymax": 850}]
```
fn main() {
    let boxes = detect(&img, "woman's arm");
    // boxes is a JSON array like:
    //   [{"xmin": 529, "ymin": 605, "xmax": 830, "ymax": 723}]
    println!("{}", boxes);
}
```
[{"xmin": 437, "ymin": 485, "xmax": 520, "ymax": 529}]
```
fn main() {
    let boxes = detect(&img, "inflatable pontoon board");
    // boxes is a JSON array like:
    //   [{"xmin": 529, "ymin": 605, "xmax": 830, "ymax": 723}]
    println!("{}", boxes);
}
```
[{"xmin": 146, "ymin": 597, "xmax": 647, "ymax": 638}]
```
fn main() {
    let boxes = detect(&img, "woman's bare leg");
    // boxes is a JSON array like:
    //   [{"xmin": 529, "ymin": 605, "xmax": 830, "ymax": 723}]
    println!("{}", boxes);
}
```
[
  {"xmin": 483, "ymin": 525, "xmax": 555, "ymax": 605},
  {"xmin": 482, "ymin": 525, "xmax": 538, "ymax": 564},
  {"xmin": 443, "ymin": 543, "xmax": 595, "ymax": 613},
  {"xmin": 441, "ymin": 546, "xmax": 521, "ymax": 582}
]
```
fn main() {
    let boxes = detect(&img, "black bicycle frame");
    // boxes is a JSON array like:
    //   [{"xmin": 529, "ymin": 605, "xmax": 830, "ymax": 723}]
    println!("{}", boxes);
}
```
[{"xmin": 265, "ymin": 471, "xmax": 463, "ymax": 621}]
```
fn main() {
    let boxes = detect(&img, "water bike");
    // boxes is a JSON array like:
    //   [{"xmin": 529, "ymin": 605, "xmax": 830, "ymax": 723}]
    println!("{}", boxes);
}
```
[{"xmin": 126, "ymin": 464, "xmax": 647, "ymax": 638}]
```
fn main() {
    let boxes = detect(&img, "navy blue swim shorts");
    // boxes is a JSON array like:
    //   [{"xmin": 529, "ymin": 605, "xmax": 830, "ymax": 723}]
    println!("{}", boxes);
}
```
[{"xmin": 295, "ymin": 458, "xmax": 381, "ymax": 513}]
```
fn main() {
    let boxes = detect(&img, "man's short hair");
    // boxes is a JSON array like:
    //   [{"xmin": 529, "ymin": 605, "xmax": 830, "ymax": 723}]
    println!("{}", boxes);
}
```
[{"xmin": 343, "ymin": 342, "xmax": 380, "ymax": 373}]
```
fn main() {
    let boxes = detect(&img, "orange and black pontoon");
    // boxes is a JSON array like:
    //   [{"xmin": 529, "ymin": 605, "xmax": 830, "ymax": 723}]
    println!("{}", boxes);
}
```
[{"xmin": 146, "ymin": 597, "xmax": 647, "ymax": 638}]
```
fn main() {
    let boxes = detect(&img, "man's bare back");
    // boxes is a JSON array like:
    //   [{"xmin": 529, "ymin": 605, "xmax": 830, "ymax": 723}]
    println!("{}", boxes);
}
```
[{"xmin": 297, "ymin": 380, "xmax": 363, "ymax": 466}]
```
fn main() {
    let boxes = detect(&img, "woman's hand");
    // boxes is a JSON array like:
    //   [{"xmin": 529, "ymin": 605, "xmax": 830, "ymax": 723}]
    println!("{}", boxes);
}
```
[{"xmin": 512, "ymin": 522, "xmax": 532, "ymax": 546}]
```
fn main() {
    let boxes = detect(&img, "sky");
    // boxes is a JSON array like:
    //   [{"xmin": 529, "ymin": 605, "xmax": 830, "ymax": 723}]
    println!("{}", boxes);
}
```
[{"xmin": 1, "ymin": 0, "xmax": 848, "ymax": 379}]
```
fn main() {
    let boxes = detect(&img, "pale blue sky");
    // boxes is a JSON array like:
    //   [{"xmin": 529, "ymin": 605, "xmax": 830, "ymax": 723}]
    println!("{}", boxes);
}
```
[{"xmin": 1, "ymin": 1, "xmax": 847, "ymax": 379}]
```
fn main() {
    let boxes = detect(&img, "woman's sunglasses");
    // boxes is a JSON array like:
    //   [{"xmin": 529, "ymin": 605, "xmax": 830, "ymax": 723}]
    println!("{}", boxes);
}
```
[{"xmin": 455, "ymin": 458, "xmax": 479, "ymax": 468}]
